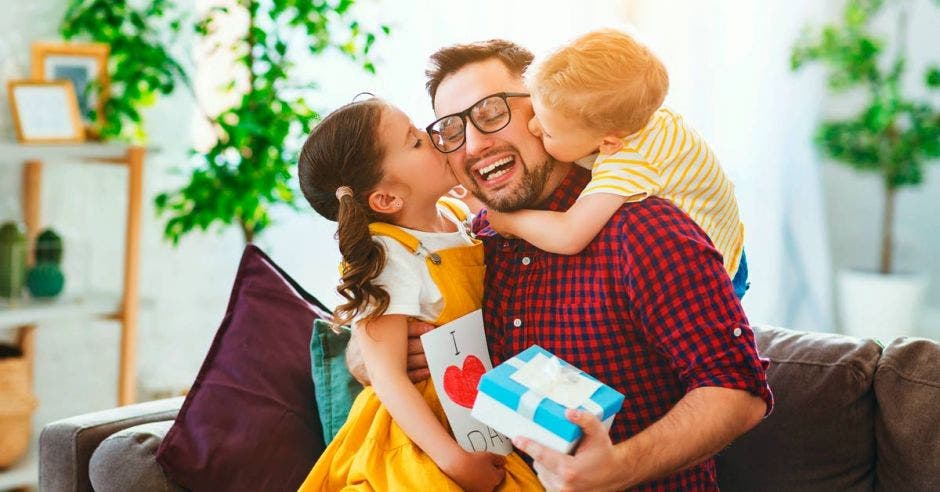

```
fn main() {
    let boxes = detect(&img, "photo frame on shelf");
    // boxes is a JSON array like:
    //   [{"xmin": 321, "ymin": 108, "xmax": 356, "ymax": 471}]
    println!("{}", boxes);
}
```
[
  {"xmin": 7, "ymin": 80, "xmax": 86, "ymax": 144},
  {"xmin": 31, "ymin": 42, "xmax": 109, "ymax": 138}
]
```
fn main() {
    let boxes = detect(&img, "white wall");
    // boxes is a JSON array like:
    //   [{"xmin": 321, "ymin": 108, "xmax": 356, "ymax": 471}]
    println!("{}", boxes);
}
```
[{"xmin": 821, "ymin": 0, "xmax": 940, "ymax": 335}]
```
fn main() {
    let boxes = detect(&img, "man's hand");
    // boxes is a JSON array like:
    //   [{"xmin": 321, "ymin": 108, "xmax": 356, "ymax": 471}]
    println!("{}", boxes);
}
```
[
  {"xmin": 404, "ymin": 319, "xmax": 434, "ymax": 381},
  {"xmin": 346, "ymin": 318, "xmax": 435, "ymax": 385},
  {"xmin": 513, "ymin": 409, "xmax": 628, "ymax": 492}
]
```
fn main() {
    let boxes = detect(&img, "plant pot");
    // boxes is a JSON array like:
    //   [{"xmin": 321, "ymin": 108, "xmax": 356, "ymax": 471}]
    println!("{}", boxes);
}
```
[{"xmin": 837, "ymin": 269, "xmax": 928, "ymax": 342}]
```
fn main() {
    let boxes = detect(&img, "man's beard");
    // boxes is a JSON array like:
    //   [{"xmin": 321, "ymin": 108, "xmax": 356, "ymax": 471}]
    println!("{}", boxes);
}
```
[{"xmin": 466, "ymin": 151, "xmax": 555, "ymax": 212}]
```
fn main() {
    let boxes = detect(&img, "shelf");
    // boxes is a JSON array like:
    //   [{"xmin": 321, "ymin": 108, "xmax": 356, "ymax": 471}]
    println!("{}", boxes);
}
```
[
  {"xmin": 0, "ymin": 141, "xmax": 136, "ymax": 164},
  {"xmin": 0, "ymin": 293, "xmax": 122, "ymax": 329},
  {"xmin": 0, "ymin": 444, "xmax": 37, "ymax": 491}
]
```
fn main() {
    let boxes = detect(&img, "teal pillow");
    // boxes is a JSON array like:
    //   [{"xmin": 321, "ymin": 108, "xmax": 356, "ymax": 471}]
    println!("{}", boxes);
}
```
[{"xmin": 310, "ymin": 319, "xmax": 363, "ymax": 442}]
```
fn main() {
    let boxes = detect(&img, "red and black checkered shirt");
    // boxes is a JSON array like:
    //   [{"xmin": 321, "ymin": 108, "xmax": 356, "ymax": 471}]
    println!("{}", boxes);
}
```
[{"xmin": 476, "ymin": 166, "xmax": 773, "ymax": 491}]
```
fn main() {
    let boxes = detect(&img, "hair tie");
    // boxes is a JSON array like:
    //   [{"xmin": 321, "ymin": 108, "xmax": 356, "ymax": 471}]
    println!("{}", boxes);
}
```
[{"xmin": 335, "ymin": 186, "xmax": 354, "ymax": 200}]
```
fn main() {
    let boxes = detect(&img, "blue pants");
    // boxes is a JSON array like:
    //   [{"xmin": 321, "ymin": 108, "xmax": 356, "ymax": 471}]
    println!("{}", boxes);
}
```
[{"xmin": 732, "ymin": 250, "xmax": 750, "ymax": 300}]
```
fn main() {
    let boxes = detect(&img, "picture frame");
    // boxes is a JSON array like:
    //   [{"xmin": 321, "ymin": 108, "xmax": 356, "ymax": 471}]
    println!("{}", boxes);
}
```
[
  {"xmin": 31, "ymin": 42, "xmax": 109, "ymax": 138},
  {"xmin": 7, "ymin": 80, "xmax": 86, "ymax": 144}
]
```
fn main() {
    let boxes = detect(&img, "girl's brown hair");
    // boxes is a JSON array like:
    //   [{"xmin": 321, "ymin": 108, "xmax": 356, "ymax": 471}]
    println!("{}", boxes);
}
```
[{"xmin": 298, "ymin": 98, "xmax": 391, "ymax": 326}]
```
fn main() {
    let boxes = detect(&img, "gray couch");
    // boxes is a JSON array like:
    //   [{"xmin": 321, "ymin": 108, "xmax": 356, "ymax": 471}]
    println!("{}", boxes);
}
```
[{"xmin": 39, "ymin": 325, "xmax": 940, "ymax": 491}]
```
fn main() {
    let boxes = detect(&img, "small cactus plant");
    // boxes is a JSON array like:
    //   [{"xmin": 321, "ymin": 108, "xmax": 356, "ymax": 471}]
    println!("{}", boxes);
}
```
[
  {"xmin": 0, "ymin": 221, "xmax": 28, "ymax": 299},
  {"xmin": 26, "ymin": 228, "xmax": 65, "ymax": 299},
  {"xmin": 35, "ymin": 229, "xmax": 63, "ymax": 264}
]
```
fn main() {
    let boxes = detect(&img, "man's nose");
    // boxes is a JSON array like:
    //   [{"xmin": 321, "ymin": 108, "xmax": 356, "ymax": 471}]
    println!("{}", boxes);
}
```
[
  {"xmin": 527, "ymin": 116, "xmax": 542, "ymax": 138},
  {"xmin": 463, "ymin": 122, "xmax": 494, "ymax": 156}
]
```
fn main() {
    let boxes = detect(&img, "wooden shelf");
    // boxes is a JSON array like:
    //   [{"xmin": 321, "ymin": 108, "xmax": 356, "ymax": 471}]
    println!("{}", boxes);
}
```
[
  {"xmin": 0, "ymin": 293, "xmax": 123, "ymax": 329},
  {"xmin": 0, "ymin": 144, "xmax": 144, "ymax": 406},
  {"xmin": 0, "ymin": 141, "xmax": 136, "ymax": 164}
]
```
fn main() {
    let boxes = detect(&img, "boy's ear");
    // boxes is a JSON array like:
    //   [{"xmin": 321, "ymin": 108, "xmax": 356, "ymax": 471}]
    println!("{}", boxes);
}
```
[
  {"xmin": 598, "ymin": 136, "xmax": 625, "ymax": 155},
  {"xmin": 367, "ymin": 189, "xmax": 403, "ymax": 215}
]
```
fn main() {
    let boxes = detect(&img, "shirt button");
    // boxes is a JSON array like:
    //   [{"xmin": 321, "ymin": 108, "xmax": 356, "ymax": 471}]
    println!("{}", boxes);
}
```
[
  {"xmin": 521, "ymin": 256, "xmax": 531, "ymax": 265},
  {"xmin": 513, "ymin": 318, "xmax": 522, "ymax": 327},
  {"xmin": 733, "ymin": 328, "xmax": 743, "ymax": 337}
]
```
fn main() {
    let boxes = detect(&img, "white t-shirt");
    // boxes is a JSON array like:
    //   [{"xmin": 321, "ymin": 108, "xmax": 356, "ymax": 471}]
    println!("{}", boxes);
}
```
[{"xmin": 358, "ymin": 202, "xmax": 475, "ymax": 324}]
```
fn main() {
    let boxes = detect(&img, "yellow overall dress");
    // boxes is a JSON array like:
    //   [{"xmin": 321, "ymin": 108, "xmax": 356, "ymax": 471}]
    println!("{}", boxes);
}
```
[{"xmin": 299, "ymin": 199, "xmax": 541, "ymax": 491}]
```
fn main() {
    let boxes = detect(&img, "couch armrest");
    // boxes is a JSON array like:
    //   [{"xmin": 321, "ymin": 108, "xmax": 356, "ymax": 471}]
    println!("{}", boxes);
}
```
[{"xmin": 39, "ymin": 397, "xmax": 184, "ymax": 492}]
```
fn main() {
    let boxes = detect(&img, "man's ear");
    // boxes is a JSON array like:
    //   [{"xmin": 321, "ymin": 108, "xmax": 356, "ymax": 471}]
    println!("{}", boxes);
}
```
[
  {"xmin": 367, "ymin": 189, "xmax": 403, "ymax": 215},
  {"xmin": 598, "ymin": 135, "xmax": 625, "ymax": 156}
]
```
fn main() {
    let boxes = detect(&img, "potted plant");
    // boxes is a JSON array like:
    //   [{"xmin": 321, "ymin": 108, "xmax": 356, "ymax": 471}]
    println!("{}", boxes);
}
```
[
  {"xmin": 155, "ymin": 1, "xmax": 389, "ymax": 244},
  {"xmin": 791, "ymin": 0, "xmax": 940, "ymax": 339}
]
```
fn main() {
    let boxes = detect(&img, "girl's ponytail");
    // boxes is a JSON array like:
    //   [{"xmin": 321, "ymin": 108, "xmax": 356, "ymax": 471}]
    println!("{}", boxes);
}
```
[
  {"xmin": 333, "ymin": 189, "xmax": 389, "ymax": 326},
  {"xmin": 297, "ymin": 98, "xmax": 390, "ymax": 326}
]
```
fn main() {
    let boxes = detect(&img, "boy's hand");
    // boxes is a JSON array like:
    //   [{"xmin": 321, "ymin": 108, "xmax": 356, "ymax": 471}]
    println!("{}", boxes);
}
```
[{"xmin": 484, "ymin": 210, "xmax": 517, "ymax": 238}]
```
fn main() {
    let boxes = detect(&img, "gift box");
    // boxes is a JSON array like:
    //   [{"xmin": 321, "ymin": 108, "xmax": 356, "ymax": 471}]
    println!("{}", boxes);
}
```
[{"xmin": 471, "ymin": 345, "xmax": 625, "ymax": 454}]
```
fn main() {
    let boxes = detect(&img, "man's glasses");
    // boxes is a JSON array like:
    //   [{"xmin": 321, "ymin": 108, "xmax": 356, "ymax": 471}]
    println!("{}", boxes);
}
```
[{"xmin": 425, "ymin": 92, "xmax": 530, "ymax": 153}]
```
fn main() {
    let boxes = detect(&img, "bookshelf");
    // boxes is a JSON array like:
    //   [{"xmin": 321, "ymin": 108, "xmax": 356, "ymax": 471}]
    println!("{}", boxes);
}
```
[{"xmin": 0, "ymin": 142, "xmax": 144, "ymax": 490}]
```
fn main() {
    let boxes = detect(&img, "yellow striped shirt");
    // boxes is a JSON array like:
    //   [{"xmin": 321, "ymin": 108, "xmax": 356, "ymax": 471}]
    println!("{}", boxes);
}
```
[{"xmin": 581, "ymin": 107, "xmax": 744, "ymax": 276}]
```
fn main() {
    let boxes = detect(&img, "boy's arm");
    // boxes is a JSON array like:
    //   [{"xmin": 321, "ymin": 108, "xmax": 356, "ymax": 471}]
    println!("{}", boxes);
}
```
[{"xmin": 486, "ymin": 193, "xmax": 626, "ymax": 255}]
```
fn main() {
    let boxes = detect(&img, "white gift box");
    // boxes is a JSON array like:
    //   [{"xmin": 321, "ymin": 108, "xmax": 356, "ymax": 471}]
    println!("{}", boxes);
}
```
[{"xmin": 470, "ymin": 345, "xmax": 625, "ymax": 454}]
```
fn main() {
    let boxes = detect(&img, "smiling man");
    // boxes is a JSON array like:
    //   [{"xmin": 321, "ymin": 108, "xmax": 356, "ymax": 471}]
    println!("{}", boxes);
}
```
[{"xmin": 421, "ymin": 40, "xmax": 774, "ymax": 491}]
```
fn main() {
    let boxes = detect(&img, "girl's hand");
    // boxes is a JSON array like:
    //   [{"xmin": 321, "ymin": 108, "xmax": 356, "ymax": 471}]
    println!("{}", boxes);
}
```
[{"xmin": 443, "ymin": 450, "xmax": 507, "ymax": 492}]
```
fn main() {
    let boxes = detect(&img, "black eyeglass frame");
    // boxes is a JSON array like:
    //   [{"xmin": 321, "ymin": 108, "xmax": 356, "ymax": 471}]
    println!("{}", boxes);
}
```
[{"xmin": 425, "ymin": 92, "xmax": 531, "ymax": 153}]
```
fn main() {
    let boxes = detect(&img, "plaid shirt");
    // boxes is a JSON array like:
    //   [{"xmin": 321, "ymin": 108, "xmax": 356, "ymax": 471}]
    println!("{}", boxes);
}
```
[{"xmin": 475, "ymin": 166, "xmax": 773, "ymax": 491}]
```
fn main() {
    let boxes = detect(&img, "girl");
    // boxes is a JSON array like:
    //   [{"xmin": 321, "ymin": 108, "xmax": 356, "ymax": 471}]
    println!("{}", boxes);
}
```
[{"xmin": 296, "ymin": 97, "xmax": 540, "ymax": 491}]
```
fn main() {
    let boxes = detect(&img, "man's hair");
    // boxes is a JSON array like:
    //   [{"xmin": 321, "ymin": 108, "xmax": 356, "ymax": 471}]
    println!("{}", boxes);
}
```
[
  {"xmin": 527, "ymin": 29, "xmax": 669, "ymax": 135},
  {"xmin": 426, "ymin": 39, "xmax": 534, "ymax": 107}
]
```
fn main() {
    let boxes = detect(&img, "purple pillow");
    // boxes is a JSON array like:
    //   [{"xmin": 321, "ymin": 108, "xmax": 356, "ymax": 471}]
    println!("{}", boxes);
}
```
[{"xmin": 156, "ymin": 245, "xmax": 331, "ymax": 491}]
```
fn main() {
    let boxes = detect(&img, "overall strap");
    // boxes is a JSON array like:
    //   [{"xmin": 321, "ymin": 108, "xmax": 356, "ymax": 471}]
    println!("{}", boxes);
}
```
[
  {"xmin": 368, "ymin": 222, "xmax": 421, "ymax": 255},
  {"xmin": 436, "ymin": 196, "xmax": 470, "ymax": 222}
]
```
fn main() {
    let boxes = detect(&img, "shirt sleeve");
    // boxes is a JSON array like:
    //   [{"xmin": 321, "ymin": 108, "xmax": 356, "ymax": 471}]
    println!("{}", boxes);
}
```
[
  {"xmin": 357, "ymin": 236, "xmax": 423, "ymax": 320},
  {"xmin": 580, "ymin": 148, "xmax": 662, "ymax": 200},
  {"xmin": 620, "ymin": 198, "xmax": 773, "ymax": 414}
]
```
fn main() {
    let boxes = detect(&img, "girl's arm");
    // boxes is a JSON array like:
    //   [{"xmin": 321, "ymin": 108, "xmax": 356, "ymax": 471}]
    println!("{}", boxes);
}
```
[
  {"xmin": 486, "ymin": 192, "xmax": 626, "ymax": 255},
  {"xmin": 358, "ymin": 314, "xmax": 506, "ymax": 491}
]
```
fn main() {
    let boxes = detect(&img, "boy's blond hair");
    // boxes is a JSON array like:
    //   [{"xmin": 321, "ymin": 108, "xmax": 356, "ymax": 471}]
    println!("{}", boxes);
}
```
[{"xmin": 527, "ymin": 28, "xmax": 669, "ymax": 135}]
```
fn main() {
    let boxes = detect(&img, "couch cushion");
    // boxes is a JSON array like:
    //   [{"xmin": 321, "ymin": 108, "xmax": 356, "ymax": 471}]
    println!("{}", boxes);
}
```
[
  {"xmin": 311, "ymin": 319, "xmax": 362, "ymax": 443},
  {"xmin": 90, "ymin": 421, "xmax": 184, "ymax": 492},
  {"xmin": 156, "ymin": 245, "xmax": 332, "ymax": 492},
  {"xmin": 874, "ymin": 337, "xmax": 940, "ymax": 491},
  {"xmin": 717, "ymin": 325, "xmax": 881, "ymax": 491}
]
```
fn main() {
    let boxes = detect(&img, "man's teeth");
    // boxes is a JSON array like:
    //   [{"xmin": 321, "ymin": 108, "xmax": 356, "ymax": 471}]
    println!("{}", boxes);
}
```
[{"xmin": 477, "ymin": 156, "xmax": 513, "ymax": 179}]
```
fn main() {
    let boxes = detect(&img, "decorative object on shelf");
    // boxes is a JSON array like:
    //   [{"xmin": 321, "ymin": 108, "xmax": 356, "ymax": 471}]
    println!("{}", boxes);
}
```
[
  {"xmin": 6, "ymin": 80, "xmax": 85, "ymax": 144},
  {"xmin": 791, "ymin": 0, "xmax": 940, "ymax": 340},
  {"xmin": 0, "ymin": 222, "xmax": 28, "ymax": 300},
  {"xmin": 155, "ymin": 1, "xmax": 390, "ymax": 244},
  {"xmin": 0, "ymin": 327, "xmax": 39, "ymax": 469},
  {"xmin": 26, "ymin": 229, "xmax": 65, "ymax": 299},
  {"xmin": 59, "ymin": 0, "xmax": 188, "ymax": 142},
  {"xmin": 31, "ymin": 41, "xmax": 110, "ymax": 139}
]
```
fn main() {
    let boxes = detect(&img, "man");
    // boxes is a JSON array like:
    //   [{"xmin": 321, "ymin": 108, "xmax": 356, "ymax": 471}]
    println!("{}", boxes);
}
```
[{"xmin": 352, "ymin": 39, "xmax": 773, "ymax": 491}]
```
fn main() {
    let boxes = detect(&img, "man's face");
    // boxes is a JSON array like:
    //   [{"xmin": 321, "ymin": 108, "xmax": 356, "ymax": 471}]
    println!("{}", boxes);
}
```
[{"xmin": 432, "ymin": 58, "xmax": 566, "ymax": 211}]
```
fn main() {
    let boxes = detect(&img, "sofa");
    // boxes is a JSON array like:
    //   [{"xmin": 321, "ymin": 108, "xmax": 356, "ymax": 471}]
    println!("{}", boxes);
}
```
[{"xmin": 38, "ymin": 324, "xmax": 940, "ymax": 491}]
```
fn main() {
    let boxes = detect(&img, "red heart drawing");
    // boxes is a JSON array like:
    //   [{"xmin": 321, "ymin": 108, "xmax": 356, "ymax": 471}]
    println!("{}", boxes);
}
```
[{"xmin": 443, "ymin": 355, "xmax": 486, "ymax": 409}]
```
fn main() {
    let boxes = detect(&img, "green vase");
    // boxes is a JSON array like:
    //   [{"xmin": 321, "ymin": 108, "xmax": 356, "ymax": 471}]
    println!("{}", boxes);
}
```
[
  {"xmin": 0, "ymin": 222, "xmax": 28, "ymax": 299},
  {"xmin": 27, "ymin": 263, "xmax": 65, "ymax": 298}
]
